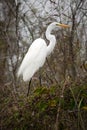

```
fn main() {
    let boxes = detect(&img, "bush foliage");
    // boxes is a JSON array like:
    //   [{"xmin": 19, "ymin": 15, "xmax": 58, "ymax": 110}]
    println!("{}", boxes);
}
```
[{"xmin": 0, "ymin": 80, "xmax": 87, "ymax": 130}]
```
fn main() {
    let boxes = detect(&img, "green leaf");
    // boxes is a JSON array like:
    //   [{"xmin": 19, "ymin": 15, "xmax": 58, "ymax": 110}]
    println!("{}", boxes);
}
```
[
  {"xmin": 49, "ymin": 99, "xmax": 57, "ymax": 107},
  {"xmin": 34, "ymin": 87, "xmax": 48, "ymax": 95},
  {"xmin": 37, "ymin": 101, "xmax": 48, "ymax": 111}
]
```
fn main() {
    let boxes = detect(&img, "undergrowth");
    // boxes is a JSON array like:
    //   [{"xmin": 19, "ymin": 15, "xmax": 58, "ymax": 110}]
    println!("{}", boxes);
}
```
[{"xmin": 0, "ymin": 80, "xmax": 87, "ymax": 130}]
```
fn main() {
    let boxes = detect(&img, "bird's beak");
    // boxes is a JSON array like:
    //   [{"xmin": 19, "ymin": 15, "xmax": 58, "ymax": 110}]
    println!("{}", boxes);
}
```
[{"xmin": 56, "ymin": 23, "xmax": 70, "ymax": 28}]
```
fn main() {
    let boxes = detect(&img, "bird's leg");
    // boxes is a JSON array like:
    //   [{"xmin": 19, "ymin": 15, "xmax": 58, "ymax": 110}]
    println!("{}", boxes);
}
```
[
  {"xmin": 39, "ymin": 74, "xmax": 42, "ymax": 87},
  {"xmin": 27, "ymin": 79, "xmax": 32, "ymax": 96},
  {"xmin": 39, "ymin": 70, "xmax": 42, "ymax": 87}
]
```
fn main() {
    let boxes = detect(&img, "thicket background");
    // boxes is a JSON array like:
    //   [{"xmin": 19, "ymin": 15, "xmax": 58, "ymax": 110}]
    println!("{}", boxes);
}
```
[{"xmin": 0, "ymin": 0, "xmax": 87, "ymax": 130}]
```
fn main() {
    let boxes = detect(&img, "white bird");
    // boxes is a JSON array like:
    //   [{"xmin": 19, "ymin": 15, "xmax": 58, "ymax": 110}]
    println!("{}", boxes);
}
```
[{"xmin": 17, "ymin": 22, "xmax": 70, "ymax": 81}]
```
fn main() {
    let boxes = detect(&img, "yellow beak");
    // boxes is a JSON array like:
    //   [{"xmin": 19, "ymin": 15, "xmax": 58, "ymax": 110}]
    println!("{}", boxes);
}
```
[{"xmin": 56, "ymin": 23, "xmax": 70, "ymax": 28}]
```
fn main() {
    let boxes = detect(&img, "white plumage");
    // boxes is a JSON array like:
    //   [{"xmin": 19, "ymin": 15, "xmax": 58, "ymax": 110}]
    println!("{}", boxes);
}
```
[
  {"xmin": 17, "ymin": 38, "xmax": 47, "ymax": 81},
  {"xmin": 17, "ymin": 22, "xmax": 70, "ymax": 81}
]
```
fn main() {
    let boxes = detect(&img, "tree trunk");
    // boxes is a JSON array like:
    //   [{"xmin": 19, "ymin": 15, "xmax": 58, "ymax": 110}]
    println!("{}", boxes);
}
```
[
  {"xmin": 0, "ymin": 22, "xmax": 7, "ymax": 85},
  {"xmin": 69, "ymin": 14, "xmax": 76, "ymax": 80}
]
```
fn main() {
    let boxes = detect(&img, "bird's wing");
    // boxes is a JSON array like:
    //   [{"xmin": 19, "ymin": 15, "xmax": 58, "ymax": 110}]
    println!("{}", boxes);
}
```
[{"xmin": 17, "ymin": 38, "xmax": 47, "ymax": 80}]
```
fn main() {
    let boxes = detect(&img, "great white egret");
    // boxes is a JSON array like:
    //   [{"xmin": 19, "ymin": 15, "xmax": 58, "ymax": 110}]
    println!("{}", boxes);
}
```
[{"xmin": 17, "ymin": 22, "xmax": 70, "ymax": 81}]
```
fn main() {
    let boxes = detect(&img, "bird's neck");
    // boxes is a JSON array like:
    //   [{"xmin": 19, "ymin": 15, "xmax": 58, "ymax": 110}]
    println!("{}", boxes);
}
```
[{"xmin": 46, "ymin": 29, "xmax": 56, "ymax": 56}]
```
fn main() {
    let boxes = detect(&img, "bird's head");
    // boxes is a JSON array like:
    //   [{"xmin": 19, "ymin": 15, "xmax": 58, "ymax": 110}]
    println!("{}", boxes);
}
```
[
  {"xmin": 49, "ymin": 22, "xmax": 70, "ymax": 29},
  {"xmin": 46, "ymin": 22, "xmax": 70, "ymax": 34}
]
